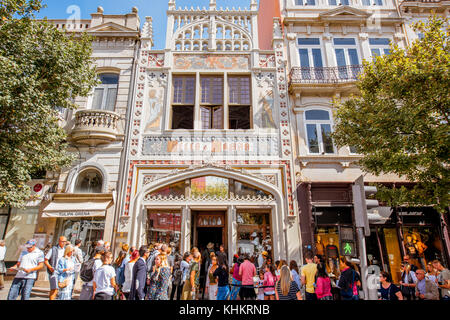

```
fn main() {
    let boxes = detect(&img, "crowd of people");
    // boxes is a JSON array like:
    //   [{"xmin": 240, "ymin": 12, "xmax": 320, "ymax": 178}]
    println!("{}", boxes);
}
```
[{"xmin": 1, "ymin": 237, "xmax": 449, "ymax": 301}]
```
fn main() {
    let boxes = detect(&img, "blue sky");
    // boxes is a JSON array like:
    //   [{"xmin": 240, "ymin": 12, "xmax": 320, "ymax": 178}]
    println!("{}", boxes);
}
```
[{"xmin": 36, "ymin": 0, "xmax": 259, "ymax": 49}]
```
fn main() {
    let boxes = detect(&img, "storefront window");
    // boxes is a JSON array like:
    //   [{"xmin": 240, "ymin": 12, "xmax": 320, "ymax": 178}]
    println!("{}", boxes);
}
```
[
  {"xmin": 383, "ymin": 228, "xmax": 402, "ymax": 284},
  {"xmin": 147, "ymin": 211, "xmax": 181, "ymax": 255},
  {"xmin": 236, "ymin": 211, "xmax": 272, "ymax": 261},
  {"xmin": 74, "ymin": 169, "xmax": 103, "ymax": 193},
  {"xmin": 403, "ymin": 226, "xmax": 444, "ymax": 270},
  {"xmin": 314, "ymin": 227, "xmax": 340, "ymax": 275},
  {"xmin": 191, "ymin": 176, "xmax": 228, "ymax": 198},
  {"xmin": 4, "ymin": 207, "xmax": 39, "ymax": 261},
  {"xmin": 150, "ymin": 181, "xmax": 185, "ymax": 198}
]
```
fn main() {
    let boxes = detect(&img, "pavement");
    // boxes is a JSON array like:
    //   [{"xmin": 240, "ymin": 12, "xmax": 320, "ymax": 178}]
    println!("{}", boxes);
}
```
[{"xmin": 0, "ymin": 277, "xmax": 81, "ymax": 300}]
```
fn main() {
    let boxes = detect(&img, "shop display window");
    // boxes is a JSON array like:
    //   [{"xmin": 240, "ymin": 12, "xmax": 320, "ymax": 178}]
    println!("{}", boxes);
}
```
[
  {"xmin": 4, "ymin": 207, "xmax": 39, "ymax": 261},
  {"xmin": 383, "ymin": 228, "xmax": 402, "ymax": 284},
  {"xmin": 147, "ymin": 211, "xmax": 181, "ymax": 254},
  {"xmin": 236, "ymin": 211, "xmax": 272, "ymax": 261},
  {"xmin": 314, "ymin": 227, "xmax": 340, "ymax": 276},
  {"xmin": 402, "ymin": 226, "xmax": 445, "ymax": 270}
]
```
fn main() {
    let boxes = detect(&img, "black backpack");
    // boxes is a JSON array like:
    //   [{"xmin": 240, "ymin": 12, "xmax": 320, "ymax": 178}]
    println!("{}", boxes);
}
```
[{"xmin": 79, "ymin": 258, "xmax": 98, "ymax": 282}]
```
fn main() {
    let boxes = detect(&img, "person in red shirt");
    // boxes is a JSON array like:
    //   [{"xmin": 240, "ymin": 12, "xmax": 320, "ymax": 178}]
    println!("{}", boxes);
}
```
[{"xmin": 239, "ymin": 253, "xmax": 256, "ymax": 300}]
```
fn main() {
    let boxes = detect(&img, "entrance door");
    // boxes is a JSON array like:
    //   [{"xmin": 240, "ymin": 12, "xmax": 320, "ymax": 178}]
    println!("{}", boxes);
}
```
[
  {"xmin": 192, "ymin": 211, "xmax": 226, "ymax": 253},
  {"xmin": 197, "ymin": 228, "xmax": 223, "ymax": 253}
]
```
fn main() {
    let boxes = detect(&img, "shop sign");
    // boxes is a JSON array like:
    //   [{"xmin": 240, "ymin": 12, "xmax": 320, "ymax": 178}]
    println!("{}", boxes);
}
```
[
  {"xmin": 44, "ymin": 211, "xmax": 105, "ymax": 218},
  {"xmin": 33, "ymin": 184, "xmax": 43, "ymax": 192}
]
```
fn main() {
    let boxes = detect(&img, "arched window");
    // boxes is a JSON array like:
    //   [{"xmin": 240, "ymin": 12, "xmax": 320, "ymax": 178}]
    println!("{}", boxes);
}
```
[
  {"xmin": 91, "ymin": 73, "xmax": 119, "ymax": 111},
  {"xmin": 304, "ymin": 109, "xmax": 334, "ymax": 154},
  {"xmin": 74, "ymin": 169, "xmax": 103, "ymax": 193}
]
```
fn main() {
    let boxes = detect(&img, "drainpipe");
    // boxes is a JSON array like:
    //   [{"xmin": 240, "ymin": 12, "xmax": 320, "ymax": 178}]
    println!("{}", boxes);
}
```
[{"xmin": 111, "ymin": 37, "xmax": 141, "ymax": 253}]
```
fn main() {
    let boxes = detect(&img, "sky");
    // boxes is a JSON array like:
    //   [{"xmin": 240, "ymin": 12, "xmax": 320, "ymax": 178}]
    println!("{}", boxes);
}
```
[{"xmin": 36, "ymin": 0, "xmax": 260, "ymax": 49}]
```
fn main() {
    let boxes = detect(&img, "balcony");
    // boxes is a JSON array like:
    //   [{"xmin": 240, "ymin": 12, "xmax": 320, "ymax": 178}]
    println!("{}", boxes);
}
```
[
  {"xmin": 289, "ymin": 65, "xmax": 363, "ymax": 94},
  {"xmin": 70, "ymin": 109, "xmax": 120, "ymax": 147},
  {"xmin": 399, "ymin": 0, "xmax": 449, "ymax": 13}
]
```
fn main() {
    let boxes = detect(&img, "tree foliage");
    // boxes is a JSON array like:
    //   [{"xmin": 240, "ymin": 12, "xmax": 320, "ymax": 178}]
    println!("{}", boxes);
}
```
[
  {"xmin": 332, "ymin": 16, "xmax": 449, "ymax": 214},
  {"xmin": 0, "ymin": 0, "xmax": 98, "ymax": 207}
]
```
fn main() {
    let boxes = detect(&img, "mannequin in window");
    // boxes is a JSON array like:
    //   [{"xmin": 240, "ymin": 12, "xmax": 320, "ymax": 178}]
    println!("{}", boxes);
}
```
[
  {"xmin": 404, "ymin": 235, "xmax": 420, "ymax": 268},
  {"xmin": 412, "ymin": 233, "xmax": 427, "ymax": 268},
  {"xmin": 325, "ymin": 237, "xmax": 339, "ymax": 276},
  {"xmin": 315, "ymin": 235, "xmax": 325, "ymax": 258}
]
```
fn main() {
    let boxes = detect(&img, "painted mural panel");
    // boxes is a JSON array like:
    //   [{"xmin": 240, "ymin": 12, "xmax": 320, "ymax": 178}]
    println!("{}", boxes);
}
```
[
  {"xmin": 254, "ymin": 72, "xmax": 277, "ymax": 129},
  {"xmin": 173, "ymin": 54, "xmax": 249, "ymax": 70}
]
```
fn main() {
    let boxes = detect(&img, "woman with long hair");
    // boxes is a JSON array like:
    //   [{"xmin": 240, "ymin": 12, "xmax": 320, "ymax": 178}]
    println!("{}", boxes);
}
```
[
  {"xmin": 315, "ymin": 263, "xmax": 333, "ymax": 300},
  {"xmin": 206, "ymin": 254, "xmax": 219, "ymax": 300},
  {"xmin": 263, "ymin": 264, "xmax": 276, "ymax": 300},
  {"xmin": 275, "ymin": 265, "xmax": 302, "ymax": 300},
  {"xmin": 148, "ymin": 253, "xmax": 171, "ymax": 300},
  {"xmin": 181, "ymin": 251, "xmax": 201, "ymax": 300},
  {"xmin": 122, "ymin": 250, "xmax": 139, "ymax": 300},
  {"xmin": 56, "ymin": 245, "xmax": 75, "ymax": 300},
  {"xmin": 229, "ymin": 255, "xmax": 243, "ymax": 300},
  {"xmin": 289, "ymin": 260, "xmax": 301, "ymax": 290}
]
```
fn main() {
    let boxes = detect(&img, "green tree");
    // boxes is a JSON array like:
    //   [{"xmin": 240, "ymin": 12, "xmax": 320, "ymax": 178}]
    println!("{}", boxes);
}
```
[
  {"xmin": 332, "ymin": 16, "xmax": 449, "ymax": 214},
  {"xmin": 0, "ymin": 0, "xmax": 98, "ymax": 207}
]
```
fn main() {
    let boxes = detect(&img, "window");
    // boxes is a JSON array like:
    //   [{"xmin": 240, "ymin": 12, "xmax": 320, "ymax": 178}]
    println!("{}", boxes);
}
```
[
  {"xmin": 328, "ymin": 0, "xmax": 349, "ymax": 5},
  {"xmin": 228, "ymin": 76, "xmax": 251, "ymax": 129},
  {"xmin": 333, "ymin": 38, "xmax": 360, "ymax": 79},
  {"xmin": 74, "ymin": 169, "xmax": 103, "ymax": 193},
  {"xmin": 298, "ymin": 38, "xmax": 324, "ymax": 80},
  {"xmin": 91, "ymin": 74, "xmax": 119, "ymax": 111},
  {"xmin": 237, "ymin": 211, "xmax": 272, "ymax": 259},
  {"xmin": 172, "ymin": 76, "xmax": 195, "ymax": 129},
  {"xmin": 201, "ymin": 76, "xmax": 224, "ymax": 129},
  {"xmin": 362, "ymin": 0, "xmax": 383, "ymax": 5},
  {"xmin": 147, "ymin": 211, "xmax": 181, "ymax": 255},
  {"xmin": 304, "ymin": 109, "xmax": 335, "ymax": 154},
  {"xmin": 369, "ymin": 38, "xmax": 391, "ymax": 57},
  {"xmin": 295, "ymin": 0, "xmax": 316, "ymax": 5}
]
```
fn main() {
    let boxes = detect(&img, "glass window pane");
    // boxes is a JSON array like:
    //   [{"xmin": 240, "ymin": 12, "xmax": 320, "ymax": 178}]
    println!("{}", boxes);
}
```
[
  {"xmin": 235, "ymin": 181, "xmax": 270, "ymax": 198},
  {"xmin": 99, "ymin": 74, "xmax": 119, "ymax": 85},
  {"xmin": 335, "ymin": 49, "xmax": 346, "ymax": 67},
  {"xmin": 305, "ymin": 110, "xmax": 330, "ymax": 120},
  {"xmin": 369, "ymin": 38, "xmax": 390, "ymax": 46},
  {"xmin": 362, "ymin": 0, "xmax": 371, "ymax": 5},
  {"xmin": 321, "ymin": 124, "xmax": 334, "ymax": 154},
  {"xmin": 383, "ymin": 48, "xmax": 391, "ymax": 55},
  {"xmin": 105, "ymin": 87, "xmax": 117, "ymax": 111},
  {"xmin": 229, "ymin": 106, "xmax": 250, "ymax": 129},
  {"xmin": 307, "ymin": 0, "xmax": 315, "ymax": 4},
  {"xmin": 191, "ymin": 176, "xmax": 229, "ymax": 198},
  {"xmin": 212, "ymin": 107, "xmax": 223, "ymax": 129},
  {"xmin": 371, "ymin": 49, "xmax": 381, "ymax": 57},
  {"xmin": 299, "ymin": 49, "xmax": 310, "ymax": 68},
  {"xmin": 312, "ymin": 49, "xmax": 323, "ymax": 67},
  {"xmin": 375, "ymin": 0, "xmax": 383, "ymax": 5},
  {"xmin": 147, "ymin": 212, "xmax": 181, "ymax": 256},
  {"xmin": 348, "ymin": 49, "xmax": 359, "ymax": 65},
  {"xmin": 306, "ymin": 124, "xmax": 319, "ymax": 153},
  {"xmin": 172, "ymin": 106, "xmax": 194, "ymax": 129},
  {"xmin": 341, "ymin": 0, "xmax": 349, "ymax": 5},
  {"xmin": 237, "ymin": 212, "xmax": 272, "ymax": 258},
  {"xmin": 333, "ymin": 38, "xmax": 356, "ymax": 46},
  {"xmin": 74, "ymin": 170, "xmax": 103, "ymax": 193},
  {"xmin": 298, "ymin": 38, "xmax": 320, "ymax": 46},
  {"xmin": 228, "ymin": 76, "xmax": 250, "ymax": 105},
  {"xmin": 295, "ymin": 0, "xmax": 303, "ymax": 4},
  {"xmin": 328, "ymin": 0, "xmax": 337, "ymax": 5},
  {"xmin": 92, "ymin": 88, "xmax": 104, "ymax": 109},
  {"xmin": 150, "ymin": 182, "xmax": 185, "ymax": 198},
  {"xmin": 201, "ymin": 106, "xmax": 211, "ymax": 129}
]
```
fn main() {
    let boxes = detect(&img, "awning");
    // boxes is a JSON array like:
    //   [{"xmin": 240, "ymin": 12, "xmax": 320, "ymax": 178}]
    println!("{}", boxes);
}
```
[{"xmin": 42, "ymin": 200, "xmax": 111, "ymax": 218}]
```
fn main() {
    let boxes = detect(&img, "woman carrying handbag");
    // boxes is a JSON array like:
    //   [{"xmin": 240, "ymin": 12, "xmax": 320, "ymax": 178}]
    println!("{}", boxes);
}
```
[{"xmin": 56, "ymin": 245, "xmax": 75, "ymax": 300}]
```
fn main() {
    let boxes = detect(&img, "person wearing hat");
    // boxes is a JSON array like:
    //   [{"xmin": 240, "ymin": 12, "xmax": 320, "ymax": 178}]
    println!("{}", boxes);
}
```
[{"xmin": 7, "ymin": 239, "xmax": 44, "ymax": 300}]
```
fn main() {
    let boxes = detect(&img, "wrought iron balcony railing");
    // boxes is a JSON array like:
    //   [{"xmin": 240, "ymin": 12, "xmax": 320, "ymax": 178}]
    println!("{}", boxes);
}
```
[{"xmin": 289, "ymin": 65, "xmax": 364, "ymax": 85}]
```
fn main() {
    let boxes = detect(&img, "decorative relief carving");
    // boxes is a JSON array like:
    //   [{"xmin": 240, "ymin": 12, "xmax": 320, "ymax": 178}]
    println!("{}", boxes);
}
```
[
  {"xmin": 173, "ymin": 54, "xmax": 249, "ymax": 70},
  {"xmin": 259, "ymin": 54, "xmax": 275, "ymax": 68}
]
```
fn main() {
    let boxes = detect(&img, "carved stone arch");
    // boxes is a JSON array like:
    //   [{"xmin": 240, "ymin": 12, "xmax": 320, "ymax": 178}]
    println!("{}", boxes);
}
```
[{"xmin": 66, "ymin": 161, "xmax": 109, "ymax": 193}]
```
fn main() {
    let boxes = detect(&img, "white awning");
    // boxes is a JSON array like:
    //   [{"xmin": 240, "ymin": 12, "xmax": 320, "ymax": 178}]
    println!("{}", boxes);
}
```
[{"xmin": 42, "ymin": 200, "xmax": 111, "ymax": 218}]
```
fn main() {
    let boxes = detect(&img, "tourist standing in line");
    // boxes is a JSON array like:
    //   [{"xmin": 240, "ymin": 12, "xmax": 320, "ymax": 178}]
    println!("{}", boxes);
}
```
[
  {"xmin": 425, "ymin": 262, "xmax": 438, "ymax": 283},
  {"xmin": 206, "ymin": 254, "xmax": 219, "ymax": 300},
  {"xmin": 239, "ymin": 253, "xmax": 257, "ymax": 300},
  {"xmin": 122, "ymin": 249, "xmax": 139, "ymax": 300},
  {"xmin": 0, "ymin": 240, "xmax": 6, "ymax": 290},
  {"xmin": 301, "ymin": 250, "xmax": 317, "ymax": 300},
  {"xmin": 229, "ymin": 255, "xmax": 243, "ymax": 300},
  {"xmin": 93, "ymin": 251, "xmax": 118, "ymax": 300},
  {"xmin": 315, "ymin": 262, "xmax": 333, "ymax": 300},
  {"xmin": 289, "ymin": 260, "xmax": 301, "ymax": 290},
  {"xmin": 214, "ymin": 262, "xmax": 230, "ymax": 300},
  {"xmin": 7, "ymin": 239, "xmax": 44, "ymax": 300},
  {"xmin": 275, "ymin": 265, "xmax": 302, "ymax": 300},
  {"xmin": 432, "ymin": 259, "xmax": 450, "ymax": 300},
  {"xmin": 379, "ymin": 271, "xmax": 403, "ymax": 300},
  {"xmin": 56, "ymin": 245, "xmax": 75, "ymax": 300},
  {"xmin": 44, "ymin": 236, "xmax": 67, "ymax": 300},
  {"xmin": 129, "ymin": 246, "xmax": 150, "ymax": 300},
  {"xmin": 338, "ymin": 257, "xmax": 360, "ymax": 301},
  {"xmin": 79, "ymin": 246, "xmax": 104, "ymax": 300},
  {"xmin": 257, "ymin": 270, "xmax": 265, "ymax": 300},
  {"xmin": 170, "ymin": 253, "xmax": 183, "ymax": 300},
  {"xmin": 216, "ymin": 244, "xmax": 228, "ymax": 268},
  {"xmin": 399, "ymin": 262, "xmax": 417, "ymax": 300},
  {"xmin": 414, "ymin": 268, "xmax": 439, "ymax": 300},
  {"xmin": 263, "ymin": 264, "xmax": 276, "ymax": 300},
  {"xmin": 181, "ymin": 250, "xmax": 201, "ymax": 300},
  {"xmin": 177, "ymin": 252, "xmax": 192, "ymax": 300}
]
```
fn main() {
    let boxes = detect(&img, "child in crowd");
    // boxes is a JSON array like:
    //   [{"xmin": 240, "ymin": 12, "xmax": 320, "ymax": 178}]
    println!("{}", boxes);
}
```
[{"xmin": 257, "ymin": 270, "xmax": 265, "ymax": 300}]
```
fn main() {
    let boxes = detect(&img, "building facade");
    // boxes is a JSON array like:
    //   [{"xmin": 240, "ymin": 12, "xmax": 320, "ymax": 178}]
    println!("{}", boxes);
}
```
[{"xmin": 115, "ymin": 0, "xmax": 301, "ymax": 264}]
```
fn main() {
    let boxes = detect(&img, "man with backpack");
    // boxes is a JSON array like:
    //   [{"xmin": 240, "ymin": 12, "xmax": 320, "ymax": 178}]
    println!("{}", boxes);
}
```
[{"xmin": 79, "ymin": 246, "xmax": 104, "ymax": 300}]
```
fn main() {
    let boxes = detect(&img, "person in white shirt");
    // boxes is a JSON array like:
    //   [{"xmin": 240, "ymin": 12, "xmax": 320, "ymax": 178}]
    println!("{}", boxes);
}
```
[
  {"xmin": 93, "ymin": 251, "xmax": 118, "ymax": 300},
  {"xmin": 7, "ymin": 239, "xmax": 44, "ymax": 300},
  {"xmin": 44, "ymin": 236, "xmax": 67, "ymax": 300},
  {"xmin": 79, "ymin": 246, "xmax": 104, "ymax": 300},
  {"xmin": 71, "ymin": 239, "xmax": 84, "ymax": 298},
  {"xmin": 0, "ymin": 240, "xmax": 6, "ymax": 290},
  {"xmin": 122, "ymin": 250, "xmax": 139, "ymax": 299}
]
